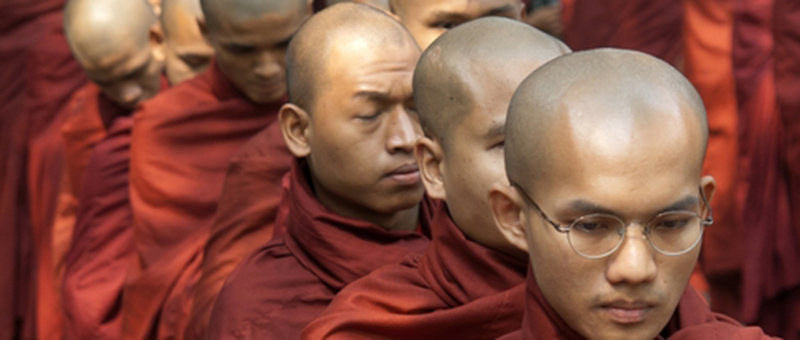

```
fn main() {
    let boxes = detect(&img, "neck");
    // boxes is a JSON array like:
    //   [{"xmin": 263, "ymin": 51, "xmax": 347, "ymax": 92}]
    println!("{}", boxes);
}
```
[{"xmin": 310, "ymin": 176, "xmax": 420, "ymax": 232}]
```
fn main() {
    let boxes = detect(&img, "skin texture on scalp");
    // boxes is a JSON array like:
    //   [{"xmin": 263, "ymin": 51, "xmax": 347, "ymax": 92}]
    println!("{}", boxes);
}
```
[
  {"xmin": 326, "ymin": 0, "xmax": 389, "ymax": 11},
  {"xmin": 413, "ymin": 17, "xmax": 569, "ymax": 256},
  {"xmin": 503, "ymin": 48, "xmax": 712, "ymax": 340},
  {"xmin": 286, "ymin": 3, "xmax": 413, "ymax": 111},
  {"xmin": 64, "ymin": 0, "xmax": 157, "ymax": 68},
  {"xmin": 201, "ymin": 0, "xmax": 308, "ymax": 31}
]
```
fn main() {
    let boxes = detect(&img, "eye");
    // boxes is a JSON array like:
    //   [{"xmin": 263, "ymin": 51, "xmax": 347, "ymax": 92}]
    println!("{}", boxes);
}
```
[
  {"xmin": 223, "ymin": 43, "xmax": 256, "ymax": 55},
  {"xmin": 433, "ymin": 21, "xmax": 458, "ymax": 30},
  {"xmin": 356, "ymin": 112, "xmax": 382, "ymax": 121},
  {"xmin": 571, "ymin": 217, "xmax": 615, "ymax": 234},
  {"xmin": 181, "ymin": 55, "xmax": 211, "ymax": 68},
  {"xmin": 492, "ymin": 140, "xmax": 505, "ymax": 149},
  {"xmin": 653, "ymin": 216, "xmax": 693, "ymax": 230}
]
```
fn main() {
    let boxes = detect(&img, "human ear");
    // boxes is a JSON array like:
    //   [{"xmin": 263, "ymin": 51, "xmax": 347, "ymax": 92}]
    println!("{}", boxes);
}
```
[
  {"xmin": 414, "ymin": 137, "xmax": 446, "ymax": 200},
  {"xmin": 279, "ymin": 103, "xmax": 312, "ymax": 158},
  {"xmin": 489, "ymin": 182, "xmax": 529, "ymax": 253},
  {"xmin": 700, "ymin": 175, "xmax": 717, "ymax": 209},
  {"xmin": 149, "ymin": 23, "xmax": 166, "ymax": 63}
]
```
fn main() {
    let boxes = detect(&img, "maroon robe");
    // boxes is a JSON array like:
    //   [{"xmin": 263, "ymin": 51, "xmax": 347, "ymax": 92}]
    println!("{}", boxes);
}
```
[
  {"xmin": 207, "ymin": 160, "xmax": 433, "ymax": 340},
  {"xmin": 563, "ymin": 0, "xmax": 684, "ymax": 65},
  {"xmin": 185, "ymin": 122, "xmax": 293, "ymax": 340},
  {"xmin": 125, "ymin": 61, "xmax": 284, "ymax": 340},
  {"xmin": 497, "ymin": 268, "xmax": 776, "ymax": 340},
  {"xmin": 302, "ymin": 201, "xmax": 526, "ymax": 340}
]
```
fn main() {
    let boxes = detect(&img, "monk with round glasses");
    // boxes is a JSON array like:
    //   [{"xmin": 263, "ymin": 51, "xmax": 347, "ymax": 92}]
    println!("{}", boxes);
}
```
[{"xmin": 491, "ymin": 49, "xmax": 774, "ymax": 339}]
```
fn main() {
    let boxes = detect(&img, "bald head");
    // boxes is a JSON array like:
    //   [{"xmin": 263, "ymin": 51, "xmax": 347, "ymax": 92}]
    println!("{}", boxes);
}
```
[
  {"xmin": 505, "ymin": 49, "xmax": 708, "ymax": 188},
  {"xmin": 162, "ymin": 0, "xmax": 213, "ymax": 85},
  {"xmin": 163, "ymin": 0, "xmax": 204, "ymax": 26},
  {"xmin": 201, "ymin": 0, "xmax": 310, "ymax": 31},
  {"xmin": 327, "ymin": 0, "xmax": 389, "ymax": 11},
  {"xmin": 286, "ymin": 3, "xmax": 418, "ymax": 111},
  {"xmin": 414, "ymin": 17, "xmax": 570, "ymax": 148},
  {"xmin": 65, "ymin": 0, "xmax": 158, "ymax": 68}
]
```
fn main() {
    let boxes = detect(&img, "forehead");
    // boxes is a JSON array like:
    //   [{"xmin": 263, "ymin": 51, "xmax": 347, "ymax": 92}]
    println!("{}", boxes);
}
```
[
  {"xmin": 164, "ymin": 9, "xmax": 205, "ymax": 44},
  {"xmin": 399, "ymin": 0, "xmax": 519, "ymax": 16},
  {"xmin": 326, "ymin": 33, "xmax": 419, "ymax": 82},
  {"xmin": 209, "ymin": 7, "xmax": 306, "ymax": 44}
]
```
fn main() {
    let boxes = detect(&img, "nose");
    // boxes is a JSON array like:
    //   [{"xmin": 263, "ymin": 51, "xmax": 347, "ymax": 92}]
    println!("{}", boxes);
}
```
[
  {"xmin": 385, "ymin": 108, "xmax": 420, "ymax": 154},
  {"xmin": 605, "ymin": 225, "xmax": 658, "ymax": 285},
  {"xmin": 253, "ymin": 51, "xmax": 282, "ymax": 81}
]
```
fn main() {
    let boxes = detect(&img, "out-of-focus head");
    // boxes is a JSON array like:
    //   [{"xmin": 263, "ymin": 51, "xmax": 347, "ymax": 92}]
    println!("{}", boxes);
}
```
[
  {"xmin": 326, "ymin": 0, "xmax": 389, "ymax": 11},
  {"xmin": 65, "ymin": 0, "xmax": 165, "ymax": 109},
  {"xmin": 490, "ymin": 49, "xmax": 715, "ymax": 340},
  {"xmin": 389, "ymin": 0, "xmax": 526, "ymax": 50},
  {"xmin": 162, "ymin": 0, "xmax": 213, "ymax": 85},
  {"xmin": 199, "ymin": 0, "xmax": 313, "ymax": 104},
  {"xmin": 280, "ymin": 3, "xmax": 424, "ymax": 230},
  {"xmin": 414, "ymin": 17, "xmax": 569, "ymax": 258}
]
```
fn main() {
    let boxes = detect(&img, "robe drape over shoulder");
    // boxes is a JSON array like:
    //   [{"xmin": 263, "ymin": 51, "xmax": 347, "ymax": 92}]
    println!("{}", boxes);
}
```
[
  {"xmin": 24, "ymin": 10, "xmax": 88, "ymax": 340},
  {"xmin": 126, "ymin": 61, "xmax": 284, "ymax": 340},
  {"xmin": 562, "ymin": 0, "xmax": 683, "ymax": 65},
  {"xmin": 185, "ymin": 122, "xmax": 293, "ymax": 340},
  {"xmin": 207, "ymin": 160, "xmax": 433, "ymax": 340},
  {"xmin": 497, "ymin": 269, "xmax": 776, "ymax": 340},
  {"xmin": 61, "ymin": 115, "xmax": 134, "ymax": 340},
  {"xmin": 302, "ymin": 201, "xmax": 526, "ymax": 340}
]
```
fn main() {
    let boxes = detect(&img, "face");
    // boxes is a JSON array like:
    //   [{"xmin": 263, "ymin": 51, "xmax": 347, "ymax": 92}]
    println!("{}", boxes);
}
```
[
  {"xmin": 83, "ymin": 36, "xmax": 165, "ymax": 110},
  {"xmin": 205, "ymin": 7, "xmax": 309, "ymax": 104},
  {"xmin": 393, "ymin": 0, "xmax": 524, "ymax": 50},
  {"xmin": 511, "ymin": 103, "xmax": 714, "ymax": 340},
  {"xmin": 306, "ymin": 39, "xmax": 424, "ymax": 220},
  {"xmin": 163, "ymin": 8, "xmax": 214, "ymax": 85}
]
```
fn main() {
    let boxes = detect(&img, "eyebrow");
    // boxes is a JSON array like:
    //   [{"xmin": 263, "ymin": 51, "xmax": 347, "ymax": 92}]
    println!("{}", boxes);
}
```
[
  {"xmin": 567, "ymin": 195, "xmax": 701, "ymax": 216},
  {"xmin": 353, "ymin": 90, "xmax": 394, "ymax": 103}
]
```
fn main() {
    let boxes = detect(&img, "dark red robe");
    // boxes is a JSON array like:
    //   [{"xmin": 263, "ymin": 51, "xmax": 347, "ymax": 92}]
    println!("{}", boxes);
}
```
[
  {"xmin": 497, "ymin": 269, "xmax": 776, "ymax": 340},
  {"xmin": 125, "ymin": 61, "xmax": 285, "ymax": 340},
  {"xmin": 184, "ymin": 122, "xmax": 293, "ymax": 340},
  {"xmin": 206, "ymin": 160, "xmax": 433, "ymax": 340},
  {"xmin": 302, "ymin": 201, "xmax": 526, "ymax": 340},
  {"xmin": 562, "ymin": 0, "xmax": 684, "ymax": 65}
]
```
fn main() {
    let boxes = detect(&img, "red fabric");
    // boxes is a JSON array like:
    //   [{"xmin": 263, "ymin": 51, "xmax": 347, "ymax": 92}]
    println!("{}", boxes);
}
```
[
  {"xmin": 61, "ymin": 116, "xmax": 135, "ymax": 340},
  {"xmin": 184, "ymin": 122, "xmax": 293, "ymax": 340},
  {"xmin": 563, "ymin": 0, "xmax": 684, "ymax": 65},
  {"xmin": 497, "ymin": 268, "xmax": 776, "ymax": 340},
  {"xmin": 125, "ymin": 61, "xmax": 284, "ymax": 340},
  {"xmin": 207, "ymin": 160, "xmax": 433, "ymax": 340},
  {"xmin": 24, "ymin": 11, "xmax": 88, "ymax": 340},
  {"xmin": 302, "ymin": 201, "xmax": 526, "ymax": 340}
]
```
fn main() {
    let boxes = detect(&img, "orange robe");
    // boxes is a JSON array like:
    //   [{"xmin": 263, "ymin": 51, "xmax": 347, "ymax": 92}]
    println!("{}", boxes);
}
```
[
  {"xmin": 497, "ymin": 269, "xmax": 776, "ymax": 340},
  {"xmin": 562, "ymin": 0, "xmax": 684, "ymax": 65},
  {"xmin": 24, "ymin": 10, "xmax": 88, "ymax": 340},
  {"xmin": 207, "ymin": 160, "xmax": 433, "ymax": 340},
  {"xmin": 302, "ymin": 201, "xmax": 526, "ymax": 340},
  {"xmin": 185, "ymin": 122, "xmax": 293, "ymax": 340},
  {"xmin": 125, "ymin": 61, "xmax": 285, "ymax": 340}
]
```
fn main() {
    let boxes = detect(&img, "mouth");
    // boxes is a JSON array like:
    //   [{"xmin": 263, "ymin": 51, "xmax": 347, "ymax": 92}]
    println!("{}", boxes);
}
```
[
  {"xmin": 598, "ymin": 301, "xmax": 655, "ymax": 325},
  {"xmin": 384, "ymin": 163, "xmax": 421, "ymax": 186}
]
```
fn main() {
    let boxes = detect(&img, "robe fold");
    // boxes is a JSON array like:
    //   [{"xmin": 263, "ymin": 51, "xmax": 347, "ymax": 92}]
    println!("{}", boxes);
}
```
[
  {"xmin": 497, "ymin": 268, "xmax": 776, "ymax": 340},
  {"xmin": 126, "ymin": 61, "xmax": 284, "ymax": 340},
  {"xmin": 24, "ymin": 11, "xmax": 88, "ymax": 340},
  {"xmin": 562, "ymin": 0, "xmax": 684, "ymax": 65},
  {"xmin": 207, "ymin": 160, "xmax": 433, "ymax": 340},
  {"xmin": 60, "ymin": 76, "xmax": 169, "ymax": 340},
  {"xmin": 185, "ymin": 122, "xmax": 293, "ymax": 340},
  {"xmin": 61, "ymin": 115, "xmax": 135, "ymax": 340},
  {"xmin": 302, "ymin": 201, "xmax": 527, "ymax": 340},
  {"xmin": 682, "ymin": 0, "xmax": 743, "ymax": 318}
]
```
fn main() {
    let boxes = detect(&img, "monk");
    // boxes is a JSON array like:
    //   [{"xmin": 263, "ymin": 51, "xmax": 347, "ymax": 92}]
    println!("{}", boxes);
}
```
[
  {"xmin": 161, "ymin": 0, "xmax": 214, "ymax": 86},
  {"xmin": 301, "ymin": 17, "xmax": 568, "ymax": 340},
  {"xmin": 124, "ymin": 0, "xmax": 312, "ymax": 338},
  {"xmin": 59, "ymin": 0, "xmax": 168, "ymax": 338},
  {"xmin": 206, "ymin": 4, "xmax": 433, "ymax": 339},
  {"xmin": 388, "ymin": 0, "xmax": 526, "ymax": 50},
  {"xmin": 490, "ymin": 49, "xmax": 774, "ymax": 339}
]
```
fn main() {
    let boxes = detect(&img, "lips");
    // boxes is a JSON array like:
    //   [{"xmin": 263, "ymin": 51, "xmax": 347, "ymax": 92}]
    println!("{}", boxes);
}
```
[
  {"xmin": 385, "ymin": 163, "xmax": 421, "ymax": 186},
  {"xmin": 599, "ymin": 301, "xmax": 655, "ymax": 325}
]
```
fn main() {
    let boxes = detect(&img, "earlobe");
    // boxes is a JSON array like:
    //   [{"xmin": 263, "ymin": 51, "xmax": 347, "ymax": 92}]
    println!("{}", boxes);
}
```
[
  {"xmin": 489, "ymin": 183, "xmax": 529, "ymax": 253},
  {"xmin": 279, "ymin": 103, "xmax": 312, "ymax": 158},
  {"xmin": 414, "ymin": 137, "xmax": 446, "ymax": 200}
]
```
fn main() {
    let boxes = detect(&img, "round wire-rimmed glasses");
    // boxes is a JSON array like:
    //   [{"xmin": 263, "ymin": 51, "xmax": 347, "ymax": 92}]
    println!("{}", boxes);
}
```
[{"xmin": 511, "ymin": 184, "xmax": 714, "ymax": 259}]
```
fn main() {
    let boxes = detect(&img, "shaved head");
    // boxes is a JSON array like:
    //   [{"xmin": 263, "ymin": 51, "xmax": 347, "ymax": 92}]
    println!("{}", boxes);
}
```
[
  {"xmin": 201, "ymin": 0, "xmax": 309, "ymax": 31},
  {"xmin": 65, "ymin": 0, "xmax": 158, "ymax": 67},
  {"xmin": 415, "ymin": 17, "xmax": 570, "ymax": 149},
  {"xmin": 64, "ymin": 0, "xmax": 165, "ymax": 109},
  {"xmin": 286, "ymin": 3, "xmax": 418, "ymax": 111},
  {"xmin": 327, "ymin": 0, "xmax": 389, "ymax": 11},
  {"xmin": 497, "ymin": 49, "xmax": 713, "ymax": 340},
  {"xmin": 506, "ymin": 49, "xmax": 708, "ymax": 188},
  {"xmin": 162, "ymin": 0, "xmax": 213, "ymax": 84}
]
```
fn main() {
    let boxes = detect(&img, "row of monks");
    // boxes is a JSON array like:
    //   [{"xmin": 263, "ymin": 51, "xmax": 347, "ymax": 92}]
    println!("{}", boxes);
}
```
[{"xmin": 0, "ymin": 0, "xmax": 798, "ymax": 339}]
